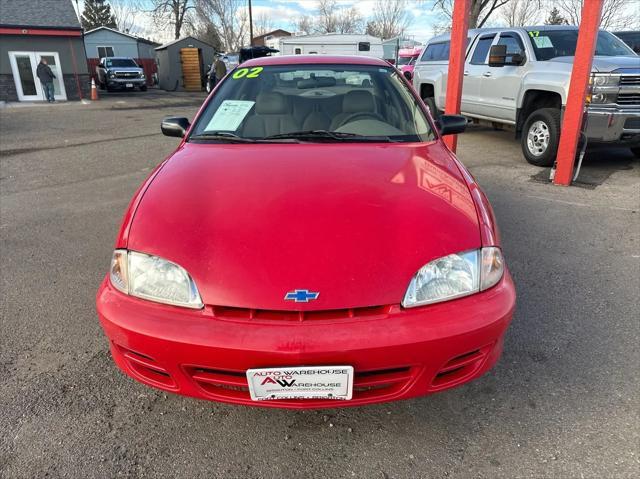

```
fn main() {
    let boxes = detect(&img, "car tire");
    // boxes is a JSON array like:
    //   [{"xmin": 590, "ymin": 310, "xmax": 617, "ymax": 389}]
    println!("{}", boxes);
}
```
[
  {"xmin": 630, "ymin": 147, "xmax": 640, "ymax": 158},
  {"xmin": 521, "ymin": 107, "xmax": 561, "ymax": 167},
  {"xmin": 423, "ymin": 97, "xmax": 440, "ymax": 121},
  {"xmin": 140, "ymin": 85, "xmax": 147, "ymax": 91}
]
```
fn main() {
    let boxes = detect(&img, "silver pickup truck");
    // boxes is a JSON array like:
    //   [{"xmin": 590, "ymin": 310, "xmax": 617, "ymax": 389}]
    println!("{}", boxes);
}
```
[
  {"xmin": 413, "ymin": 25, "xmax": 640, "ymax": 166},
  {"xmin": 96, "ymin": 57, "xmax": 147, "ymax": 92}
]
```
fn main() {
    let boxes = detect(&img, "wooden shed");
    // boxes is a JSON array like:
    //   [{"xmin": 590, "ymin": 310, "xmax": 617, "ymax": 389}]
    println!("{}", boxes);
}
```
[{"xmin": 155, "ymin": 36, "xmax": 215, "ymax": 91}]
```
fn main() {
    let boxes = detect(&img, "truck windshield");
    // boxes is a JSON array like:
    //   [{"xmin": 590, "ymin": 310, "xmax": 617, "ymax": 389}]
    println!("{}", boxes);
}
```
[
  {"xmin": 397, "ymin": 56, "xmax": 415, "ymax": 65},
  {"xmin": 189, "ymin": 64, "xmax": 435, "ymax": 143},
  {"xmin": 527, "ymin": 30, "xmax": 635, "ymax": 60},
  {"xmin": 105, "ymin": 59, "xmax": 138, "ymax": 68}
]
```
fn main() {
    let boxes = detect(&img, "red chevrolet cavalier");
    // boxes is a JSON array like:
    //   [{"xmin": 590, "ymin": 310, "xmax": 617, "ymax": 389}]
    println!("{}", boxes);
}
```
[{"xmin": 97, "ymin": 55, "xmax": 515, "ymax": 408}]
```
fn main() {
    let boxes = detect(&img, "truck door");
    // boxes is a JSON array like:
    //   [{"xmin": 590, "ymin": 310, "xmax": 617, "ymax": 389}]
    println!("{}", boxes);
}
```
[
  {"xmin": 477, "ymin": 32, "xmax": 527, "ymax": 121},
  {"xmin": 462, "ymin": 34, "xmax": 496, "ymax": 117}
]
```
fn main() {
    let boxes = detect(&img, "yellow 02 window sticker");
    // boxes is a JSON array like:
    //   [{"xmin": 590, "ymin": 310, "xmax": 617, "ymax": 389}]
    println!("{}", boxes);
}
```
[{"xmin": 232, "ymin": 67, "xmax": 264, "ymax": 79}]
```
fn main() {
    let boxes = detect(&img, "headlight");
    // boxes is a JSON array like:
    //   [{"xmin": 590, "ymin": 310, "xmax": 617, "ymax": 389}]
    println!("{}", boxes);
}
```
[
  {"xmin": 589, "ymin": 92, "xmax": 617, "ymax": 104},
  {"xmin": 590, "ymin": 74, "xmax": 619, "ymax": 87},
  {"xmin": 108, "ymin": 72, "xmax": 115, "ymax": 78},
  {"xmin": 110, "ymin": 249, "xmax": 203, "ymax": 309},
  {"xmin": 402, "ymin": 247, "xmax": 504, "ymax": 308}
]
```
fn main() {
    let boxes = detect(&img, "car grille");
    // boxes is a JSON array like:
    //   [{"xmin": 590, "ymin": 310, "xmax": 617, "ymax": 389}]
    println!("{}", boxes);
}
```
[
  {"xmin": 211, "ymin": 304, "xmax": 396, "ymax": 322},
  {"xmin": 114, "ymin": 71, "xmax": 140, "ymax": 79},
  {"xmin": 617, "ymin": 93, "xmax": 640, "ymax": 105},
  {"xmin": 185, "ymin": 365, "xmax": 417, "ymax": 403}
]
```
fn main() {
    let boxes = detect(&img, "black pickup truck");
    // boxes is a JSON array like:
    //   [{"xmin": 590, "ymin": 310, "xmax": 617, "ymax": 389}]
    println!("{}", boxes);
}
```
[{"xmin": 96, "ymin": 57, "xmax": 147, "ymax": 92}]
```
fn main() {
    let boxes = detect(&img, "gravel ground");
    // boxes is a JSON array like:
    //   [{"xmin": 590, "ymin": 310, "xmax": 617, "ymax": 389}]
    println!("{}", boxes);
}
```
[{"xmin": 1, "ymin": 92, "xmax": 639, "ymax": 478}]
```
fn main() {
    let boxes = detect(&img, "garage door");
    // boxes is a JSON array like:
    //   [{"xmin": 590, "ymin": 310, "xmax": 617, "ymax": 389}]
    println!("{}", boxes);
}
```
[{"xmin": 180, "ymin": 48, "xmax": 202, "ymax": 91}]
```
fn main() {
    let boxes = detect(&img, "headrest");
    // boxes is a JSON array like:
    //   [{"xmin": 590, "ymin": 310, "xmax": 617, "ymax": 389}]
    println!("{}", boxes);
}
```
[
  {"xmin": 255, "ymin": 92, "xmax": 288, "ymax": 114},
  {"xmin": 343, "ymin": 90, "xmax": 374, "ymax": 113}
]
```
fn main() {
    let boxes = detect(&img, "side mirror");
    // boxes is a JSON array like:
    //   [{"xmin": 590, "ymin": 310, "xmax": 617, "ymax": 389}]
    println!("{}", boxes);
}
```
[
  {"xmin": 438, "ymin": 115, "xmax": 467, "ymax": 136},
  {"xmin": 161, "ymin": 117, "xmax": 190, "ymax": 138},
  {"xmin": 488, "ymin": 44, "xmax": 507, "ymax": 67},
  {"xmin": 403, "ymin": 70, "xmax": 413, "ymax": 81},
  {"xmin": 509, "ymin": 52, "xmax": 525, "ymax": 65}
]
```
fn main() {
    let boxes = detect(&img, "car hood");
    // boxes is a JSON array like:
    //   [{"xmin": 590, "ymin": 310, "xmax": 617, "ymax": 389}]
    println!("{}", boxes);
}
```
[
  {"xmin": 551, "ymin": 55, "xmax": 640, "ymax": 72},
  {"xmin": 108, "ymin": 66, "xmax": 143, "ymax": 72},
  {"xmin": 128, "ymin": 142, "xmax": 481, "ymax": 310}
]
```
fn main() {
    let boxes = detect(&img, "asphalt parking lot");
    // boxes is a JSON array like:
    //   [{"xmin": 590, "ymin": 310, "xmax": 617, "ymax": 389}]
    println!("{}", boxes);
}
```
[{"xmin": 1, "ymin": 91, "xmax": 639, "ymax": 478}]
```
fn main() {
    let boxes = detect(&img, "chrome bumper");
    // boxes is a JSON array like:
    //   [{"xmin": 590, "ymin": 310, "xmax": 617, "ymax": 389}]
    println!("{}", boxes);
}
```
[{"xmin": 585, "ymin": 107, "xmax": 640, "ymax": 143}]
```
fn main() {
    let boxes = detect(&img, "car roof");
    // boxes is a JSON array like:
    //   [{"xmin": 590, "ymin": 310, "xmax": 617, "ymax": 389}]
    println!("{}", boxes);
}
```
[
  {"xmin": 240, "ymin": 54, "xmax": 391, "ymax": 68},
  {"xmin": 427, "ymin": 25, "xmax": 582, "ymax": 44}
]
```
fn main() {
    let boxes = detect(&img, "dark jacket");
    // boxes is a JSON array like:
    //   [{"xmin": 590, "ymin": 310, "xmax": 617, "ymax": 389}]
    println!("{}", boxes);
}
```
[
  {"xmin": 214, "ymin": 59, "xmax": 227, "ymax": 80},
  {"xmin": 36, "ymin": 62, "xmax": 56, "ymax": 83}
]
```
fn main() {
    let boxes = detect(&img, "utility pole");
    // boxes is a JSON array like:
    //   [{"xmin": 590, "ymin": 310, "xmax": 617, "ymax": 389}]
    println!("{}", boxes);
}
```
[{"xmin": 248, "ymin": 0, "xmax": 254, "ymax": 46}]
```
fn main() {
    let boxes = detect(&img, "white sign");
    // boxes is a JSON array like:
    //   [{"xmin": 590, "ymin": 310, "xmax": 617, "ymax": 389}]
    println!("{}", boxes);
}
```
[
  {"xmin": 246, "ymin": 366, "xmax": 354, "ymax": 401},
  {"xmin": 205, "ymin": 100, "xmax": 255, "ymax": 132}
]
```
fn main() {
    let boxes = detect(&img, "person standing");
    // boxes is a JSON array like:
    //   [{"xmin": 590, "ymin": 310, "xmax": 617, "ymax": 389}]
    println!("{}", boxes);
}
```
[
  {"xmin": 214, "ymin": 55, "xmax": 227, "ymax": 85},
  {"xmin": 36, "ymin": 58, "xmax": 56, "ymax": 102}
]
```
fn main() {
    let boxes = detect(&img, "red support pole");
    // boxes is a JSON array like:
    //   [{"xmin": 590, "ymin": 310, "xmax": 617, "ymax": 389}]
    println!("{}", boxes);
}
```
[
  {"xmin": 553, "ymin": 0, "xmax": 604, "ymax": 186},
  {"xmin": 443, "ymin": 0, "xmax": 471, "ymax": 152}
]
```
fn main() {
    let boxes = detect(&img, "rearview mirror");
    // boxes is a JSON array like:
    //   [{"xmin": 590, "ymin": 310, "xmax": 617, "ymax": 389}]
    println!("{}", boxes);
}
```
[
  {"xmin": 403, "ymin": 70, "xmax": 413, "ymax": 81},
  {"xmin": 161, "ymin": 117, "xmax": 191, "ymax": 138},
  {"xmin": 438, "ymin": 115, "xmax": 467, "ymax": 136},
  {"xmin": 488, "ymin": 44, "xmax": 507, "ymax": 67}
]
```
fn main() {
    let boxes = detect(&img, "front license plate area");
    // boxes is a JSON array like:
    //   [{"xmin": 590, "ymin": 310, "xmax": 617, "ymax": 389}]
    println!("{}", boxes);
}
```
[
  {"xmin": 126, "ymin": 83, "xmax": 133, "ymax": 88},
  {"xmin": 246, "ymin": 366, "xmax": 354, "ymax": 401}
]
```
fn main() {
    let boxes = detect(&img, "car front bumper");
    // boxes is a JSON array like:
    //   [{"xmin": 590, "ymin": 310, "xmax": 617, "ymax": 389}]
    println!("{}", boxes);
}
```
[
  {"xmin": 96, "ymin": 271, "xmax": 516, "ymax": 409},
  {"xmin": 106, "ymin": 78, "xmax": 146, "ymax": 88},
  {"xmin": 585, "ymin": 106, "xmax": 640, "ymax": 144}
]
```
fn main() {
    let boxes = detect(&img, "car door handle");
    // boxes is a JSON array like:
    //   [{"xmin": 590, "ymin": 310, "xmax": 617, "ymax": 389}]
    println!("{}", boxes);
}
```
[
  {"xmin": 483, "ymin": 72, "xmax": 492, "ymax": 77},
  {"xmin": 463, "ymin": 71, "xmax": 469, "ymax": 76}
]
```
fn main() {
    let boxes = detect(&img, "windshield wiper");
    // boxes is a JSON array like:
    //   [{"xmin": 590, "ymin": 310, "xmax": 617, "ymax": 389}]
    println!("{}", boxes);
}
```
[
  {"xmin": 264, "ymin": 130, "xmax": 393, "ymax": 142},
  {"xmin": 189, "ymin": 131, "xmax": 257, "ymax": 143}
]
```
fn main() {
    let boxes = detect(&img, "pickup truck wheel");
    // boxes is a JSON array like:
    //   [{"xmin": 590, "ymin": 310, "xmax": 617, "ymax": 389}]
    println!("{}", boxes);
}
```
[
  {"xmin": 423, "ymin": 97, "xmax": 440, "ymax": 120},
  {"xmin": 630, "ymin": 147, "xmax": 640, "ymax": 158},
  {"xmin": 140, "ymin": 85, "xmax": 147, "ymax": 91},
  {"xmin": 521, "ymin": 108, "xmax": 561, "ymax": 167}
]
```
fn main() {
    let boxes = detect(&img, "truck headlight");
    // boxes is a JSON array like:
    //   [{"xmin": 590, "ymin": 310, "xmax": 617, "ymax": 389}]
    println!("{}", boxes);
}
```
[
  {"xmin": 402, "ymin": 247, "xmax": 504, "ymax": 308},
  {"xmin": 589, "ymin": 92, "xmax": 617, "ymax": 104},
  {"xmin": 110, "ymin": 249, "xmax": 203, "ymax": 309},
  {"xmin": 591, "ymin": 74, "xmax": 619, "ymax": 87},
  {"xmin": 108, "ymin": 72, "xmax": 115, "ymax": 78}
]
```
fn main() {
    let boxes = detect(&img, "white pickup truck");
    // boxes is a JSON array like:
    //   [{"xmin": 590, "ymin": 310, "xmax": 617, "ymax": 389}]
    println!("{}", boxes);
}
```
[{"xmin": 413, "ymin": 25, "xmax": 640, "ymax": 166}]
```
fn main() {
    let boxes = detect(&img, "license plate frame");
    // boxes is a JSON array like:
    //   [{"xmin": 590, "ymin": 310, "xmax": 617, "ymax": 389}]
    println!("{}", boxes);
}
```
[
  {"xmin": 246, "ymin": 365, "xmax": 354, "ymax": 401},
  {"xmin": 126, "ymin": 83, "xmax": 133, "ymax": 88}
]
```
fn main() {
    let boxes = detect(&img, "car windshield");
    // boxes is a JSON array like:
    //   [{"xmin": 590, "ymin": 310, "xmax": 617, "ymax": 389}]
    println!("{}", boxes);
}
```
[
  {"xmin": 527, "ymin": 29, "xmax": 635, "ymax": 60},
  {"xmin": 189, "ymin": 64, "xmax": 435, "ymax": 143},
  {"xmin": 105, "ymin": 59, "xmax": 138, "ymax": 68}
]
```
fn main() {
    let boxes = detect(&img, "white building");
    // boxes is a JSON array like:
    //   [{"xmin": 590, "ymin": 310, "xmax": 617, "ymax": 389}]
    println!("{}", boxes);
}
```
[{"xmin": 279, "ymin": 34, "xmax": 384, "ymax": 59}]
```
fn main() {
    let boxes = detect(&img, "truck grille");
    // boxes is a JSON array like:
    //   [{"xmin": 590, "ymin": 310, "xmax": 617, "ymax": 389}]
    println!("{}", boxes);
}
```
[
  {"xmin": 114, "ymin": 71, "xmax": 140, "ymax": 79},
  {"xmin": 619, "ymin": 76, "xmax": 640, "ymax": 86},
  {"xmin": 617, "ymin": 93, "xmax": 640, "ymax": 105}
]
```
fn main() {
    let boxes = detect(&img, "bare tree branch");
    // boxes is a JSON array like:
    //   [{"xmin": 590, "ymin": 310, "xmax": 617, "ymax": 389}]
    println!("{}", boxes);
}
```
[
  {"xmin": 195, "ymin": 0, "xmax": 247, "ymax": 51},
  {"xmin": 150, "ymin": 0, "xmax": 195, "ymax": 40},
  {"xmin": 555, "ymin": 0, "xmax": 638, "ymax": 30},
  {"xmin": 110, "ymin": 0, "xmax": 143, "ymax": 35},
  {"xmin": 366, "ymin": 0, "xmax": 413, "ymax": 39},
  {"xmin": 499, "ymin": 0, "xmax": 541, "ymax": 26}
]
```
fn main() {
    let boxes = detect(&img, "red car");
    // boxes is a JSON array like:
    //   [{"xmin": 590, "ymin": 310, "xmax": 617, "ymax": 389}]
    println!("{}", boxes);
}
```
[{"xmin": 97, "ymin": 55, "xmax": 515, "ymax": 408}]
